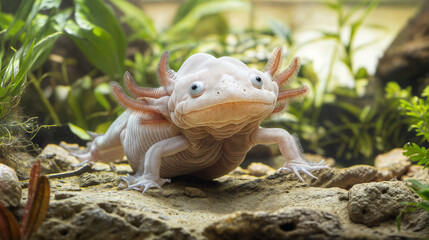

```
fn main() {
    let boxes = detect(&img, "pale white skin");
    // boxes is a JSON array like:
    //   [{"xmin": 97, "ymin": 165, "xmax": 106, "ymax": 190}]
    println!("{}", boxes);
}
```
[{"xmin": 74, "ymin": 48, "xmax": 328, "ymax": 193}]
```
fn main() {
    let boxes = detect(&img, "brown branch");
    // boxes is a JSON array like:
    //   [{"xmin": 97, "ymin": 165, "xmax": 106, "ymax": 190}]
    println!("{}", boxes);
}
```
[{"xmin": 46, "ymin": 163, "xmax": 94, "ymax": 179}]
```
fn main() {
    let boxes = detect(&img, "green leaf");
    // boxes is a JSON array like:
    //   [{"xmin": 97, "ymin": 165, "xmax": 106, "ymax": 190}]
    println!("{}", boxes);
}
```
[
  {"xmin": 162, "ymin": 0, "xmax": 249, "ymax": 41},
  {"xmin": 95, "ymin": 121, "xmax": 113, "ymax": 134},
  {"xmin": 354, "ymin": 67, "xmax": 368, "ymax": 79},
  {"xmin": 94, "ymin": 83, "xmax": 111, "ymax": 111},
  {"xmin": 348, "ymin": 0, "xmax": 380, "ymax": 46},
  {"xmin": 2, "ymin": 0, "xmax": 36, "ymax": 41},
  {"xmin": 422, "ymin": 85, "xmax": 429, "ymax": 98},
  {"xmin": 110, "ymin": 0, "xmax": 157, "ymax": 42},
  {"xmin": 75, "ymin": 0, "xmax": 126, "ymax": 62},
  {"xmin": 0, "ymin": 41, "xmax": 35, "ymax": 119},
  {"xmin": 64, "ymin": 0, "xmax": 126, "ymax": 79},
  {"xmin": 65, "ymin": 20, "xmax": 123, "ymax": 79},
  {"xmin": 403, "ymin": 143, "xmax": 429, "ymax": 167},
  {"xmin": 267, "ymin": 18, "xmax": 293, "ymax": 46},
  {"xmin": 30, "ymin": 32, "xmax": 62, "ymax": 70},
  {"xmin": 68, "ymin": 123, "xmax": 91, "ymax": 140},
  {"xmin": 408, "ymin": 179, "xmax": 429, "ymax": 200}
]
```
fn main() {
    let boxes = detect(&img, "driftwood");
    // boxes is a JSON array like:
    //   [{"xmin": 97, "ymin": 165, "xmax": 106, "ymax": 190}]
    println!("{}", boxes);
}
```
[{"xmin": 376, "ymin": 0, "xmax": 429, "ymax": 94}]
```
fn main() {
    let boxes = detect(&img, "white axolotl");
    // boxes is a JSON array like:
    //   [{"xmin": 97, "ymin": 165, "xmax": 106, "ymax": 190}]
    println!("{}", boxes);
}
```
[{"xmin": 74, "ymin": 48, "xmax": 328, "ymax": 193}]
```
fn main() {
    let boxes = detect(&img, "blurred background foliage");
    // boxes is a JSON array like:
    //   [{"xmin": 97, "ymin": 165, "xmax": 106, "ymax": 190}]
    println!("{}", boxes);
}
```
[{"xmin": 0, "ymin": 0, "xmax": 425, "ymax": 166}]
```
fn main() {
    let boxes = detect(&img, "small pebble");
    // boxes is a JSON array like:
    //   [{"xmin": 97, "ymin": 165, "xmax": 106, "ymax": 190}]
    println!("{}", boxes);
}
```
[
  {"xmin": 247, "ymin": 162, "xmax": 275, "ymax": 177},
  {"xmin": 55, "ymin": 192, "xmax": 77, "ymax": 200},
  {"xmin": 184, "ymin": 187, "xmax": 207, "ymax": 198}
]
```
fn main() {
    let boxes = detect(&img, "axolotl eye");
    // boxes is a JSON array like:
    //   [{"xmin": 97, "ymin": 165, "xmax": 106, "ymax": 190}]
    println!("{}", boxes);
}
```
[
  {"xmin": 251, "ymin": 75, "xmax": 263, "ymax": 88},
  {"xmin": 189, "ymin": 81, "xmax": 205, "ymax": 97}
]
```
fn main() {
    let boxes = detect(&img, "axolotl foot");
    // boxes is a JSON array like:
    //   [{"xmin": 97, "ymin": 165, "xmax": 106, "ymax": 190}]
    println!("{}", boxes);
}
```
[
  {"xmin": 121, "ymin": 174, "xmax": 171, "ymax": 194},
  {"xmin": 278, "ymin": 159, "xmax": 329, "ymax": 182}
]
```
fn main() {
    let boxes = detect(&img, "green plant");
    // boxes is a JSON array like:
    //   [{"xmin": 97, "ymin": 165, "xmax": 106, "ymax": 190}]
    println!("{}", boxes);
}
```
[
  {"xmin": 396, "ymin": 180, "xmax": 429, "ymax": 230},
  {"xmin": 0, "ymin": 0, "xmax": 128, "ymax": 132},
  {"xmin": 395, "ymin": 85, "xmax": 429, "ymax": 230},
  {"xmin": 0, "ymin": 160, "xmax": 50, "ymax": 240},
  {"xmin": 0, "ymin": 0, "xmax": 63, "ymax": 120},
  {"xmin": 400, "ymin": 85, "xmax": 429, "ymax": 167},
  {"xmin": 64, "ymin": 0, "xmax": 126, "ymax": 79}
]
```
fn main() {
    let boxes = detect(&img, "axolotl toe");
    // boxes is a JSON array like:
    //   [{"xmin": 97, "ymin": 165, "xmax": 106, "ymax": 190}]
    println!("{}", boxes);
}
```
[{"xmin": 73, "ymin": 48, "xmax": 329, "ymax": 193}]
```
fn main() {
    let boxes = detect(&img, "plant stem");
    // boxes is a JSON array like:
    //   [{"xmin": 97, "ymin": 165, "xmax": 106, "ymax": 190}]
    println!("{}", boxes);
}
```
[
  {"xmin": 312, "ymin": 46, "xmax": 338, "ymax": 124},
  {"xmin": 30, "ymin": 73, "xmax": 60, "ymax": 124}
]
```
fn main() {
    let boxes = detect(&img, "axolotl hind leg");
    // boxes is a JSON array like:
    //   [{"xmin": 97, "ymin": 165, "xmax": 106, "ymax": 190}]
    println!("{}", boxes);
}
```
[{"xmin": 72, "ymin": 111, "xmax": 130, "ymax": 164}]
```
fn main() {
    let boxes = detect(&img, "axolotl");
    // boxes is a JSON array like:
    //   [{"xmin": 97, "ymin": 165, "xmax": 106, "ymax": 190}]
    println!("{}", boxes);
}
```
[{"xmin": 74, "ymin": 48, "xmax": 328, "ymax": 193}]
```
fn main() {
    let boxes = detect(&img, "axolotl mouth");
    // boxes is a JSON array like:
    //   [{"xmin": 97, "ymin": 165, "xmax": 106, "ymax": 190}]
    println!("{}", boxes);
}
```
[{"xmin": 176, "ymin": 100, "xmax": 275, "ymax": 128}]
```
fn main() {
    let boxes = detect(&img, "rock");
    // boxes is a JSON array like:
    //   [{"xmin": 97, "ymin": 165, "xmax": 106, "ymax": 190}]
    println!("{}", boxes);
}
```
[
  {"xmin": 4, "ymin": 145, "xmax": 424, "ymax": 240},
  {"xmin": 310, "ymin": 165, "xmax": 378, "ymax": 189},
  {"xmin": 0, "ymin": 163, "xmax": 21, "ymax": 207},
  {"xmin": 54, "ymin": 192, "xmax": 78, "ymax": 200},
  {"xmin": 2, "ymin": 151, "xmax": 34, "ymax": 180},
  {"xmin": 203, "ymin": 208, "xmax": 344, "ymax": 240},
  {"xmin": 228, "ymin": 166, "xmax": 248, "ymax": 176},
  {"xmin": 111, "ymin": 164, "xmax": 133, "ymax": 175},
  {"xmin": 78, "ymin": 172, "xmax": 120, "ymax": 187},
  {"xmin": 374, "ymin": 148, "xmax": 411, "ymax": 181},
  {"xmin": 34, "ymin": 200, "xmax": 195, "ymax": 240},
  {"xmin": 402, "ymin": 165, "xmax": 429, "ymax": 181},
  {"xmin": 91, "ymin": 162, "xmax": 133, "ymax": 175},
  {"xmin": 22, "ymin": 168, "xmax": 427, "ymax": 240},
  {"xmin": 402, "ymin": 208, "xmax": 429, "ymax": 234},
  {"xmin": 184, "ymin": 187, "xmax": 207, "ymax": 198},
  {"xmin": 347, "ymin": 181, "xmax": 420, "ymax": 227},
  {"xmin": 247, "ymin": 162, "xmax": 275, "ymax": 177},
  {"xmin": 39, "ymin": 144, "xmax": 81, "ymax": 173}
]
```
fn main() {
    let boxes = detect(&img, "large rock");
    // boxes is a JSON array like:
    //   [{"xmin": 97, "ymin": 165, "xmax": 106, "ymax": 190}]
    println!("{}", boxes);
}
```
[
  {"xmin": 374, "ymin": 148, "xmax": 411, "ymax": 181},
  {"xmin": 203, "ymin": 208, "xmax": 344, "ymax": 240},
  {"xmin": 347, "ymin": 181, "xmax": 420, "ymax": 227},
  {"xmin": 402, "ymin": 164, "xmax": 429, "ymax": 181},
  {"xmin": 310, "ymin": 165, "xmax": 378, "ymax": 189},
  {"xmin": 0, "ymin": 163, "xmax": 21, "ymax": 207}
]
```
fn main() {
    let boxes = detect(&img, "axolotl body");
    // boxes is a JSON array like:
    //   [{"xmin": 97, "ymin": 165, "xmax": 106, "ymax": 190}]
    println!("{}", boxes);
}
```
[{"xmin": 74, "ymin": 48, "xmax": 328, "ymax": 193}]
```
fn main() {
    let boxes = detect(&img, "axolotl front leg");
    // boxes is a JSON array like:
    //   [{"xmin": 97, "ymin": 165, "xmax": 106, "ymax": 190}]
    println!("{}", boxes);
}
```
[
  {"xmin": 250, "ymin": 127, "xmax": 328, "ymax": 181},
  {"xmin": 122, "ymin": 135, "xmax": 190, "ymax": 194}
]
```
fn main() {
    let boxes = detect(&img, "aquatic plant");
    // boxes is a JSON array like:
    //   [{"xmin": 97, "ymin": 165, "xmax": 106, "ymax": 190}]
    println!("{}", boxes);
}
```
[
  {"xmin": 0, "ymin": 160, "xmax": 50, "ymax": 240},
  {"xmin": 0, "ymin": 0, "xmax": 62, "ymax": 121},
  {"xmin": 395, "ymin": 85, "xmax": 429, "ymax": 229},
  {"xmin": 0, "ymin": 0, "xmax": 126, "ymax": 132},
  {"xmin": 400, "ymin": 85, "xmax": 429, "ymax": 167}
]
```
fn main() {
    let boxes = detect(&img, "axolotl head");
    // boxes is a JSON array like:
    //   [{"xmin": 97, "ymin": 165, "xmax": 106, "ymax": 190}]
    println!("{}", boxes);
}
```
[
  {"xmin": 111, "ymin": 48, "xmax": 307, "ymax": 135},
  {"xmin": 169, "ymin": 53, "xmax": 278, "ymax": 129}
]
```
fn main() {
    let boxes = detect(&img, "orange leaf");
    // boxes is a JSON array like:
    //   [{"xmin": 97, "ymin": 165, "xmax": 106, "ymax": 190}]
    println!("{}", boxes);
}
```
[
  {"xmin": 21, "ymin": 176, "xmax": 50, "ymax": 240},
  {"xmin": 0, "ymin": 203, "xmax": 21, "ymax": 240},
  {"xmin": 20, "ymin": 160, "xmax": 41, "ymax": 237}
]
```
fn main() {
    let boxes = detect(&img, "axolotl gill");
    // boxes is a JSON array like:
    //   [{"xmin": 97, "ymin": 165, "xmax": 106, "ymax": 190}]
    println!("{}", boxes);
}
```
[{"xmin": 74, "ymin": 48, "xmax": 328, "ymax": 193}]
